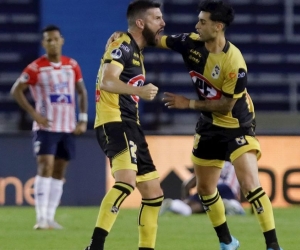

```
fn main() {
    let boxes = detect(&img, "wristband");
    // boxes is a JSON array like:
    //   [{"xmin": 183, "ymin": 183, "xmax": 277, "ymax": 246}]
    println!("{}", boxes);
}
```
[
  {"xmin": 78, "ymin": 113, "xmax": 88, "ymax": 122},
  {"xmin": 189, "ymin": 100, "xmax": 196, "ymax": 109}
]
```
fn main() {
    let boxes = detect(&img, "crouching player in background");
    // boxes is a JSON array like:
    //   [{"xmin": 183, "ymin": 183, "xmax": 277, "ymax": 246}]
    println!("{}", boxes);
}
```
[{"xmin": 160, "ymin": 161, "xmax": 245, "ymax": 216}]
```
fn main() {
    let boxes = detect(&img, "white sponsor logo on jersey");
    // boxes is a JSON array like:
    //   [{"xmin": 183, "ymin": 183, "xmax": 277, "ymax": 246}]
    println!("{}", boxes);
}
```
[
  {"xmin": 120, "ymin": 44, "xmax": 130, "ymax": 52},
  {"xmin": 111, "ymin": 49, "xmax": 122, "ymax": 59}
]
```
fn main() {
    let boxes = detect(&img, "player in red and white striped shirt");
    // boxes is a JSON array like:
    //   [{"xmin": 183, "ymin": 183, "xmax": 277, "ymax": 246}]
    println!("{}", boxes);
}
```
[{"xmin": 11, "ymin": 25, "xmax": 88, "ymax": 230}]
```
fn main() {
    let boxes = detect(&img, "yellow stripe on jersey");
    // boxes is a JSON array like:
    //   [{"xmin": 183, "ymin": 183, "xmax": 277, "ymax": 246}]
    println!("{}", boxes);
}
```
[
  {"xmin": 160, "ymin": 35, "xmax": 168, "ymax": 49},
  {"xmin": 111, "ymin": 60, "xmax": 124, "ymax": 70}
]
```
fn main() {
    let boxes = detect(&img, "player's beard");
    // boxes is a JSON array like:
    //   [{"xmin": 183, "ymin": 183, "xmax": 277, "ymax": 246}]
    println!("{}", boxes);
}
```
[{"xmin": 142, "ymin": 24, "xmax": 157, "ymax": 46}]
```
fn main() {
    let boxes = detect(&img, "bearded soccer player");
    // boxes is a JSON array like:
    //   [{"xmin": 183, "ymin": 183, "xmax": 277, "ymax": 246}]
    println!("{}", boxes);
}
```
[
  {"xmin": 159, "ymin": 1, "xmax": 283, "ymax": 250},
  {"xmin": 84, "ymin": 1, "xmax": 165, "ymax": 249},
  {"xmin": 11, "ymin": 25, "xmax": 88, "ymax": 230}
]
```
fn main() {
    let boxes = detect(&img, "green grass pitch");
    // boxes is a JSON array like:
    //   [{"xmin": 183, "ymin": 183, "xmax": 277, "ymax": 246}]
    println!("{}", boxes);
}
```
[{"xmin": 0, "ymin": 206, "xmax": 298, "ymax": 249}]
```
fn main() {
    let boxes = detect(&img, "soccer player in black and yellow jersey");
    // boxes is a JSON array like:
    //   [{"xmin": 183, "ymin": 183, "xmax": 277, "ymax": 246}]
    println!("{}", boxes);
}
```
[
  {"xmin": 85, "ymin": 1, "xmax": 165, "ymax": 250},
  {"xmin": 160, "ymin": 1, "xmax": 282, "ymax": 250}
]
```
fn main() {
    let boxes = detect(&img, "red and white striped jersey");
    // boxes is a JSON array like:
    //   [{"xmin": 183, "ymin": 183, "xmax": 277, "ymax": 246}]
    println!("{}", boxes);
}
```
[
  {"xmin": 218, "ymin": 161, "xmax": 240, "ymax": 199},
  {"xmin": 19, "ymin": 55, "xmax": 83, "ymax": 133}
]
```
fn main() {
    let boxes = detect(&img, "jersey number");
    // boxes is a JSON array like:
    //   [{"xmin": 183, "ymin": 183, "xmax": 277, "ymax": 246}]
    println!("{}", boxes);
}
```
[{"xmin": 129, "ymin": 140, "xmax": 137, "ymax": 164}]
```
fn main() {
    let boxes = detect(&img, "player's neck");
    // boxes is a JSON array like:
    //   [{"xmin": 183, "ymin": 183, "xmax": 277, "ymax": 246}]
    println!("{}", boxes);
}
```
[
  {"xmin": 205, "ymin": 35, "xmax": 226, "ymax": 54},
  {"xmin": 128, "ymin": 29, "xmax": 146, "ymax": 50},
  {"xmin": 46, "ymin": 54, "xmax": 61, "ymax": 63}
]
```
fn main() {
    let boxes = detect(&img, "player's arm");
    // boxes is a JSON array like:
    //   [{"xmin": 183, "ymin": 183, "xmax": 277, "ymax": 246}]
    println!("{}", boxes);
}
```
[
  {"xmin": 74, "ymin": 80, "xmax": 88, "ymax": 135},
  {"xmin": 10, "ymin": 79, "xmax": 50, "ymax": 127},
  {"xmin": 181, "ymin": 175, "xmax": 196, "ymax": 200},
  {"xmin": 101, "ymin": 63, "xmax": 158, "ymax": 101},
  {"xmin": 163, "ymin": 92, "xmax": 236, "ymax": 115}
]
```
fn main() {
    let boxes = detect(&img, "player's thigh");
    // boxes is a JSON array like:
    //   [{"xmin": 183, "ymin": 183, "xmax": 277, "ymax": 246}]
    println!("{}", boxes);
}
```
[
  {"xmin": 229, "ymin": 136, "xmax": 261, "ymax": 193},
  {"xmin": 95, "ymin": 122, "xmax": 138, "ymax": 175}
]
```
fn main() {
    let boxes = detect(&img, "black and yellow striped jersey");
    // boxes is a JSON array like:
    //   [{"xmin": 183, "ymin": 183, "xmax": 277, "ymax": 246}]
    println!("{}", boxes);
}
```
[
  {"xmin": 161, "ymin": 33, "xmax": 255, "ymax": 129},
  {"xmin": 94, "ymin": 32, "xmax": 145, "ymax": 127}
]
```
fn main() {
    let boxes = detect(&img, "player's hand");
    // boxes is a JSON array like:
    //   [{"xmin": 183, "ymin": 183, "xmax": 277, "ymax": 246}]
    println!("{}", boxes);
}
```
[
  {"xmin": 138, "ymin": 83, "xmax": 158, "ymax": 101},
  {"xmin": 105, "ymin": 31, "xmax": 124, "ymax": 50},
  {"xmin": 74, "ymin": 121, "xmax": 87, "ymax": 135},
  {"xmin": 32, "ymin": 112, "xmax": 51, "ymax": 128},
  {"xmin": 162, "ymin": 92, "xmax": 190, "ymax": 109}
]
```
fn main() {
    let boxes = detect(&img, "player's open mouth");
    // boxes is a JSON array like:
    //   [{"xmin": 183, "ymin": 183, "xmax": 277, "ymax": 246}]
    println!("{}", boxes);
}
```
[{"xmin": 157, "ymin": 28, "xmax": 164, "ymax": 36}]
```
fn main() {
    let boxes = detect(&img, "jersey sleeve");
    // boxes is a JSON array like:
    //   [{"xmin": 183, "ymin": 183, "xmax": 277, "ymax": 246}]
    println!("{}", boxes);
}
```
[
  {"xmin": 222, "ymin": 54, "xmax": 247, "ymax": 99},
  {"xmin": 160, "ymin": 33, "xmax": 199, "ymax": 54},
  {"xmin": 19, "ymin": 63, "xmax": 38, "ymax": 85},
  {"xmin": 103, "ymin": 38, "xmax": 131, "ymax": 70},
  {"xmin": 70, "ymin": 59, "xmax": 83, "ymax": 82}
]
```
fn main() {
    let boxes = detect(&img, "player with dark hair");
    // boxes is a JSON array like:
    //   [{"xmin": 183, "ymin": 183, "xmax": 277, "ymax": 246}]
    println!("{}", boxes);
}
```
[
  {"xmin": 84, "ymin": 1, "xmax": 165, "ymax": 249},
  {"xmin": 11, "ymin": 24, "xmax": 88, "ymax": 230},
  {"xmin": 159, "ymin": 1, "xmax": 283, "ymax": 249}
]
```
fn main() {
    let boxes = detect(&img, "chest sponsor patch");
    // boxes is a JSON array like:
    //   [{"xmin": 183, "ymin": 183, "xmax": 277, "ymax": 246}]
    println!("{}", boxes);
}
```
[
  {"xmin": 50, "ymin": 94, "xmax": 72, "ymax": 104},
  {"xmin": 190, "ymin": 71, "xmax": 221, "ymax": 100}
]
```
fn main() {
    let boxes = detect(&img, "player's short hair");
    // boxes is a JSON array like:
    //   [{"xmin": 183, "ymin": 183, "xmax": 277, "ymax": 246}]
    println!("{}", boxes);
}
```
[
  {"xmin": 198, "ymin": 0, "xmax": 234, "ymax": 28},
  {"xmin": 42, "ymin": 25, "xmax": 61, "ymax": 35},
  {"xmin": 127, "ymin": 0, "xmax": 161, "ymax": 27}
]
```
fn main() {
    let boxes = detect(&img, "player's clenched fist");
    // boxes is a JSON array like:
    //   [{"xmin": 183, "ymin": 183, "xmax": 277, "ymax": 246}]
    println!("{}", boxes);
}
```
[{"xmin": 138, "ymin": 83, "xmax": 158, "ymax": 101}]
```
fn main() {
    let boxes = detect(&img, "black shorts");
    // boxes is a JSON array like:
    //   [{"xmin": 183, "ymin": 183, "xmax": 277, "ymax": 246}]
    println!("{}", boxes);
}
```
[
  {"xmin": 191, "ymin": 119, "xmax": 261, "ymax": 168},
  {"xmin": 95, "ymin": 121, "xmax": 159, "ymax": 182}
]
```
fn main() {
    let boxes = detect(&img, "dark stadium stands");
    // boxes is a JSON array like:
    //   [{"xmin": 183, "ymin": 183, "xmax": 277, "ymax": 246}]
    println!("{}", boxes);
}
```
[
  {"xmin": 1, "ymin": 0, "xmax": 300, "ymax": 133},
  {"xmin": 141, "ymin": 0, "xmax": 300, "ymax": 131},
  {"xmin": 0, "ymin": 0, "xmax": 40, "ymax": 131}
]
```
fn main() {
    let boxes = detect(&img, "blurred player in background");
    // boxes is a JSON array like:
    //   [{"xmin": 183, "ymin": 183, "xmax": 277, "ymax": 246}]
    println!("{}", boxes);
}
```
[
  {"xmin": 11, "ymin": 25, "xmax": 88, "ymax": 230},
  {"xmin": 159, "ymin": 1, "xmax": 283, "ymax": 249},
  {"xmin": 84, "ymin": 1, "xmax": 165, "ymax": 250},
  {"xmin": 159, "ymin": 161, "xmax": 245, "ymax": 216}
]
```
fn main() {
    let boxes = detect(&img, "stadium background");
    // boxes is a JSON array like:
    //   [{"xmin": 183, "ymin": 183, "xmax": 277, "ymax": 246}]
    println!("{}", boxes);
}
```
[{"xmin": 0, "ymin": 0, "xmax": 300, "ymax": 207}]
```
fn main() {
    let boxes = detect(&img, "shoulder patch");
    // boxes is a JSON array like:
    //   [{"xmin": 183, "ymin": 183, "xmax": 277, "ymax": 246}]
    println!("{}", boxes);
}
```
[
  {"xmin": 111, "ymin": 49, "xmax": 122, "ymax": 59},
  {"xmin": 111, "ymin": 41, "xmax": 120, "ymax": 48}
]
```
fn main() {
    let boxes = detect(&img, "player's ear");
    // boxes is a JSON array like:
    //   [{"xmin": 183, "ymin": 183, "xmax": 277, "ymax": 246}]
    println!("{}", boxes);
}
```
[
  {"xmin": 216, "ymin": 22, "xmax": 224, "ymax": 32},
  {"xmin": 136, "ymin": 19, "xmax": 144, "ymax": 29}
]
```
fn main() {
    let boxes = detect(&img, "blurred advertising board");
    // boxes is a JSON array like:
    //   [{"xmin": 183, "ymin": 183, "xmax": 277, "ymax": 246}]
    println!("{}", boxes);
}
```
[
  {"xmin": 0, "ymin": 133, "xmax": 106, "ymax": 206},
  {"xmin": 106, "ymin": 136, "xmax": 300, "ymax": 208}
]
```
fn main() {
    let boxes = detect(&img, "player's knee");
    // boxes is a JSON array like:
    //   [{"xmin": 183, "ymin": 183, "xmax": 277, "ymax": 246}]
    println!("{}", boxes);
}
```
[
  {"xmin": 137, "ymin": 180, "xmax": 163, "ymax": 198},
  {"xmin": 197, "ymin": 184, "xmax": 214, "ymax": 195}
]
